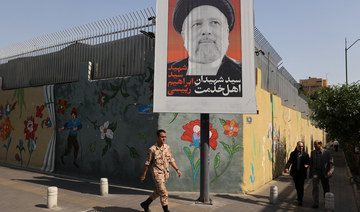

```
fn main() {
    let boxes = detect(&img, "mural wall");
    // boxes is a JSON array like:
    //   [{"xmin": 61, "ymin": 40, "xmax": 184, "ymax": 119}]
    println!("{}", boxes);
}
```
[
  {"xmin": 242, "ymin": 69, "xmax": 324, "ymax": 193},
  {"xmin": 0, "ymin": 65, "xmax": 324, "ymax": 194},
  {"xmin": 0, "ymin": 87, "xmax": 53, "ymax": 169},
  {"xmin": 53, "ymin": 62, "xmax": 157, "ymax": 188}
]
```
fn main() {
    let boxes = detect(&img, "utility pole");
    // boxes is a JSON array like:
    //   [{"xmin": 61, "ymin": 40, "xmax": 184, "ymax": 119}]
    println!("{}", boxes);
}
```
[
  {"xmin": 199, "ymin": 113, "xmax": 210, "ymax": 203},
  {"xmin": 345, "ymin": 37, "xmax": 360, "ymax": 84}
]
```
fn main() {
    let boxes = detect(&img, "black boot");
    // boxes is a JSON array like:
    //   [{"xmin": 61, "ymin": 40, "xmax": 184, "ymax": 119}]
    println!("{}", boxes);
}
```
[
  {"xmin": 140, "ymin": 198, "xmax": 152, "ymax": 212},
  {"xmin": 162, "ymin": 205, "xmax": 170, "ymax": 212}
]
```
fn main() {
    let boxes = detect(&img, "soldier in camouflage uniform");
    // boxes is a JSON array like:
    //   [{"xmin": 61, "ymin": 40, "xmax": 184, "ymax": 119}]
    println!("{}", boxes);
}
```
[{"xmin": 140, "ymin": 129, "xmax": 182, "ymax": 212}]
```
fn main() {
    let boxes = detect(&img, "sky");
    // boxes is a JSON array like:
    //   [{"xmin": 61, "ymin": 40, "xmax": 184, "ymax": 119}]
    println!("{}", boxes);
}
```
[{"xmin": 1, "ymin": 0, "xmax": 360, "ymax": 85}]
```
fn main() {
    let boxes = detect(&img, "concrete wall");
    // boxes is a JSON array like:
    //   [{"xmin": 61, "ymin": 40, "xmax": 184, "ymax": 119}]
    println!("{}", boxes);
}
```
[{"xmin": 0, "ymin": 65, "xmax": 324, "ymax": 194}]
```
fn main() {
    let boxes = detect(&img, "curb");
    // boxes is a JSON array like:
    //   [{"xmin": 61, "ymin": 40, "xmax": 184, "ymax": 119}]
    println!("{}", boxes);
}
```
[{"xmin": 343, "ymin": 151, "xmax": 360, "ymax": 212}]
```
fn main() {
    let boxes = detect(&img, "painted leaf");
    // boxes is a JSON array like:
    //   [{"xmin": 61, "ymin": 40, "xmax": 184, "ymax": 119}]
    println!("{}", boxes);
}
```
[
  {"xmin": 214, "ymin": 152, "xmax": 220, "ymax": 169},
  {"xmin": 184, "ymin": 147, "xmax": 192, "ymax": 161},
  {"xmin": 120, "ymin": 90, "xmax": 130, "ymax": 98},
  {"xmin": 102, "ymin": 145, "xmax": 109, "ymax": 156},
  {"xmin": 139, "ymin": 132, "xmax": 148, "ymax": 141},
  {"xmin": 123, "ymin": 104, "xmax": 130, "ymax": 113},
  {"xmin": 233, "ymin": 145, "xmax": 243, "ymax": 153},
  {"xmin": 3, "ymin": 144, "xmax": 7, "ymax": 149},
  {"xmin": 169, "ymin": 113, "xmax": 178, "ymax": 124},
  {"xmin": 109, "ymin": 122, "xmax": 117, "ymax": 131},
  {"xmin": 89, "ymin": 142, "xmax": 96, "ymax": 152},
  {"xmin": 7, "ymin": 138, "xmax": 12, "ymax": 146},
  {"xmin": 120, "ymin": 80, "xmax": 130, "ymax": 98},
  {"xmin": 195, "ymin": 158, "xmax": 200, "ymax": 172},
  {"xmin": 41, "ymin": 120, "xmax": 45, "ymax": 128},
  {"xmin": 105, "ymin": 137, "xmax": 112, "ymax": 147},
  {"xmin": 219, "ymin": 118, "xmax": 226, "ymax": 126},
  {"xmin": 110, "ymin": 83, "xmax": 120, "ymax": 91},
  {"xmin": 250, "ymin": 163, "xmax": 255, "ymax": 183},
  {"xmin": 267, "ymin": 150, "xmax": 273, "ymax": 162},
  {"xmin": 220, "ymin": 141, "xmax": 231, "ymax": 155},
  {"xmin": 127, "ymin": 145, "xmax": 140, "ymax": 158}
]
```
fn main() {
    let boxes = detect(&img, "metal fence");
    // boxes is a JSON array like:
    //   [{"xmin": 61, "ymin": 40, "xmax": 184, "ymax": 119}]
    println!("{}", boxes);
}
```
[
  {"xmin": 0, "ymin": 8, "xmax": 310, "ymax": 118},
  {"xmin": 0, "ymin": 8, "xmax": 156, "ymax": 89},
  {"xmin": 254, "ymin": 28, "xmax": 310, "ymax": 118}
]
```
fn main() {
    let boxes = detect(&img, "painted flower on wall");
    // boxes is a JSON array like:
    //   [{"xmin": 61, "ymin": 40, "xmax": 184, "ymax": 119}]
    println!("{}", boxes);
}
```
[
  {"xmin": 4, "ymin": 101, "xmax": 16, "ymax": 116},
  {"xmin": 98, "ymin": 92, "xmax": 110, "ymax": 107},
  {"xmin": 24, "ymin": 116, "xmax": 38, "ymax": 140},
  {"xmin": 15, "ymin": 154, "xmax": 21, "ymax": 162},
  {"xmin": 211, "ymin": 119, "xmax": 243, "ymax": 185},
  {"xmin": 88, "ymin": 118, "xmax": 118, "ymax": 156},
  {"xmin": 15, "ymin": 139, "xmax": 25, "ymax": 166},
  {"xmin": 45, "ymin": 117, "xmax": 52, "ymax": 128},
  {"xmin": 100, "ymin": 121, "xmax": 114, "ymax": 139},
  {"xmin": 57, "ymin": 99, "xmax": 68, "ymax": 114},
  {"xmin": 41, "ymin": 117, "xmax": 52, "ymax": 128},
  {"xmin": 181, "ymin": 120, "xmax": 218, "ymax": 150},
  {"xmin": 0, "ymin": 118, "xmax": 14, "ymax": 140},
  {"xmin": 36, "ymin": 105, "xmax": 45, "ymax": 118},
  {"xmin": 223, "ymin": 120, "xmax": 239, "ymax": 137}
]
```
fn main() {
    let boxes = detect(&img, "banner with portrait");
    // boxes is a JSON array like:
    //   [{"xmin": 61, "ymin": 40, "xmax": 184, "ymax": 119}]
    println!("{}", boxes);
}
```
[{"xmin": 154, "ymin": 0, "xmax": 256, "ymax": 114}]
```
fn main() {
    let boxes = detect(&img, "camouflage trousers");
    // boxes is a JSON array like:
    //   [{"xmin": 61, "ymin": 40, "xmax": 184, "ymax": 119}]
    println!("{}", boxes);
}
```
[{"xmin": 150, "ymin": 177, "xmax": 168, "ymax": 206}]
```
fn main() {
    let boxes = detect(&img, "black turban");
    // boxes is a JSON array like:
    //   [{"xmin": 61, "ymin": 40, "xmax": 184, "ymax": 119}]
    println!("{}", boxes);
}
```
[{"xmin": 172, "ymin": 0, "xmax": 235, "ymax": 34}]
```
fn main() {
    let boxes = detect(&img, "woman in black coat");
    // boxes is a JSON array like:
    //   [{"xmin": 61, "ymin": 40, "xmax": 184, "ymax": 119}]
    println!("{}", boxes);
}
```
[{"xmin": 285, "ymin": 141, "xmax": 310, "ymax": 206}]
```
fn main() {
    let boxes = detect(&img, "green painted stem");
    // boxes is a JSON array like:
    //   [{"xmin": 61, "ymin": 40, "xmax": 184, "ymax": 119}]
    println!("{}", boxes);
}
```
[{"xmin": 211, "ymin": 153, "xmax": 233, "ymax": 184}]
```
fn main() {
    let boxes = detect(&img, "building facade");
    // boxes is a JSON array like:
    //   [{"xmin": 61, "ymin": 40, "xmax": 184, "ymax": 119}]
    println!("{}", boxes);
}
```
[{"xmin": 299, "ymin": 77, "xmax": 328, "ymax": 95}]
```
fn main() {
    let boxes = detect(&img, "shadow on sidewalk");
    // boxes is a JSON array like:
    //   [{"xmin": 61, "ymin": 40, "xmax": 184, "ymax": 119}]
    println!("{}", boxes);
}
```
[
  {"xmin": 168, "ymin": 194, "xmax": 201, "ymax": 202},
  {"xmin": 14, "ymin": 175, "xmax": 151, "ymax": 196},
  {"xmin": 87, "ymin": 206, "xmax": 140, "ymax": 212}
]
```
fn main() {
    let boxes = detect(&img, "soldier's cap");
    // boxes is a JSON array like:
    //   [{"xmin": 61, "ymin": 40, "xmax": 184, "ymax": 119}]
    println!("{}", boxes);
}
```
[{"xmin": 172, "ymin": 0, "xmax": 235, "ymax": 34}]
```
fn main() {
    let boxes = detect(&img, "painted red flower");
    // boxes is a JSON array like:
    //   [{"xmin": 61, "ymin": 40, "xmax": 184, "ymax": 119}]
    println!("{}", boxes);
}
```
[
  {"xmin": 98, "ymin": 92, "xmax": 109, "ymax": 107},
  {"xmin": 181, "ymin": 120, "xmax": 218, "ymax": 150},
  {"xmin": 57, "ymin": 99, "xmax": 67, "ymax": 114},
  {"xmin": 45, "ymin": 117, "xmax": 52, "ymax": 127},
  {"xmin": 223, "ymin": 120, "xmax": 240, "ymax": 137},
  {"xmin": 36, "ymin": 105, "xmax": 45, "ymax": 118},
  {"xmin": 24, "ymin": 116, "xmax": 38, "ymax": 140}
]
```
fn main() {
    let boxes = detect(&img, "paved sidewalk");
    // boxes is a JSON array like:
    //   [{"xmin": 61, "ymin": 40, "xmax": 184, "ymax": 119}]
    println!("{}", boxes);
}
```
[{"xmin": 0, "ymin": 150, "xmax": 357, "ymax": 212}]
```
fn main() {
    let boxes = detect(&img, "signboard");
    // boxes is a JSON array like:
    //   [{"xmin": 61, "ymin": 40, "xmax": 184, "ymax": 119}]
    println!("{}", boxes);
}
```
[{"xmin": 154, "ymin": 0, "xmax": 256, "ymax": 113}]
